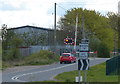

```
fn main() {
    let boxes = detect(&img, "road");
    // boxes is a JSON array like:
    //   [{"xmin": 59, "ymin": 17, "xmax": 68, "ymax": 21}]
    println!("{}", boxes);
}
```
[{"xmin": 2, "ymin": 58, "xmax": 109, "ymax": 82}]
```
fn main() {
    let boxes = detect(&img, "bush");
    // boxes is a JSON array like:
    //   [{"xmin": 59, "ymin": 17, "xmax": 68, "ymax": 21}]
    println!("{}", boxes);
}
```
[
  {"xmin": 97, "ymin": 43, "xmax": 110, "ymax": 58},
  {"xmin": 2, "ymin": 48, "xmax": 21, "ymax": 61},
  {"xmin": 23, "ymin": 50, "xmax": 59, "ymax": 65},
  {"xmin": 89, "ymin": 37, "xmax": 110, "ymax": 58}
]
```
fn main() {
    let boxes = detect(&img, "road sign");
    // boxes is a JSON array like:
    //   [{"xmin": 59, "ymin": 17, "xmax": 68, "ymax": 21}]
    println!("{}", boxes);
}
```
[
  {"xmin": 79, "ymin": 39, "xmax": 89, "ymax": 59},
  {"xmin": 81, "ymin": 39, "xmax": 89, "ymax": 44},
  {"xmin": 79, "ymin": 44, "xmax": 89, "ymax": 51},
  {"xmin": 79, "ymin": 52, "xmax": 88, "ymax": 59},
  {"xmin": 78, "ymin": 59, "xmax": 89, "ymax": 70}
]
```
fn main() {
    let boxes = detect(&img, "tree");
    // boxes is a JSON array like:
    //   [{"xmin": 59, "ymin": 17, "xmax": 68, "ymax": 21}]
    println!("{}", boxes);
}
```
[
  {"xmin": 58, "ymin": 8, "xmax": 115, "ymax": 57},
  {"xmin": 107, "ymin": 12, "xmax": 120, "ymax": 50},
  {"xmin": 118, "ymin": 16, "xmax": 120, "ymax": 49},
  {"xmin": 1, "ymin": 24, "xmax": 23, "ymax": 60},
  {"xmin": 1, "ymin": 24, "xmax": 7, "ymax": 41},
  {"xmin": 1, "ymin": 24, "xmax": 17, "ymax": 49}
]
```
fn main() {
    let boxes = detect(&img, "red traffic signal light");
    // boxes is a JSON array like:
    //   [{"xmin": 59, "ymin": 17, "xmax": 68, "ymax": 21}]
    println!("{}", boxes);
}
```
[{"xmin": 64, "ymin": 38, "xmax": 74, "ymax": 44}]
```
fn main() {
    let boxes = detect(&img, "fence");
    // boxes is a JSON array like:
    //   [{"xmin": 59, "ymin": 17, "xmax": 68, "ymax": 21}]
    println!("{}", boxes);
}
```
[
  {"xmin": 106, "ymin": 55, "xmax": 120, "ymax": 75},
  {"xmin": 19, "ymin": 45, "xmax": 82, "ymax": 56},
  {"xmin": 30, "ymin": 45, "xmax": 81, "ymax": 55},
  {"xmin": 19, "ymin": 47, "xmax": 30, "ymax": 57},
  {"xmin": 19, "ymin": 45, "xmax": 98, "ymax": 57}
]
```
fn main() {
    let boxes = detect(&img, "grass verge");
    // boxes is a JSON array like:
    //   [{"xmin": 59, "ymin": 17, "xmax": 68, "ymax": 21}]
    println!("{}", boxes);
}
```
[{"xmin": 54, "ymin": 62, "xmax": 118, "ymax": 82}]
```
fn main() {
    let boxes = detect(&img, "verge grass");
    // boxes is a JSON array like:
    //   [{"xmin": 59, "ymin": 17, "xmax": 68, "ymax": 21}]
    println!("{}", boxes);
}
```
[{"xmin": 55, "ymin": 62, "xmax": 118, "ymax": 82}]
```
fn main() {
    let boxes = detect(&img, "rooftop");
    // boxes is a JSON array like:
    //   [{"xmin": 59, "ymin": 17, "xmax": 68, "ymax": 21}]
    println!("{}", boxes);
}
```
[{"xmin": 8, "ymin": 25, "xmax": 53, "ymax": 31}]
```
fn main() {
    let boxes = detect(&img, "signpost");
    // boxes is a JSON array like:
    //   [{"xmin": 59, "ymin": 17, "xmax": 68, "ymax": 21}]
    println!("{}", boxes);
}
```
[
  {"xmin": 77, "ymin": 15, "xmax": 89, "ymax": 84},
  {"xmin": 78, "ymin": 38, "xmax": 89, "ymax": 83}
]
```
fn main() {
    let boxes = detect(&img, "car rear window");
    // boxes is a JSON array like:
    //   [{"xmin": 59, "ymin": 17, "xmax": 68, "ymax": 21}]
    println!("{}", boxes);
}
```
[{"xmin": 62, "ymin": 54, "xmax": 70, "ymax": 56}]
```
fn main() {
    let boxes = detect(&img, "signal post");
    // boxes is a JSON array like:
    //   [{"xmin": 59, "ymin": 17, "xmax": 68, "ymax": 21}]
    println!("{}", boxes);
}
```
[{"xmin": 78, "ymin": 39, "xmax": 89, "ymax": 83}]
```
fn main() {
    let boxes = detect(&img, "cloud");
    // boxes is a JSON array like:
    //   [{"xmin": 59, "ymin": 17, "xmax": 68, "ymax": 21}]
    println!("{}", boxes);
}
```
[
  {"xmin": 0, "ymin": 0, "xmax": 59, "ymax": 28},
  {"xmin": 84, "ymin": 0, "xmax": 119, "ymax": 13},
  {"xmin": 0, "ymin": 0, "xmax": 119, "ymax": 28}
]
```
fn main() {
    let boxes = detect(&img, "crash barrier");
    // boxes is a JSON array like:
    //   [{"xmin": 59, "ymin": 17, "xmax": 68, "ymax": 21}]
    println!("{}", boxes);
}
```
[{"xmin": 106, "ymin": 55, "xmax": 120, "ymax": 75}]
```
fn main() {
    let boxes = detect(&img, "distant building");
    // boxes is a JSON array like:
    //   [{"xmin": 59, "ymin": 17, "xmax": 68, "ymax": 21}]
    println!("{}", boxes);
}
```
[
  {"xmin": 8, "ymin": 25, "xmax": 54, "ymax": 46},
  {"xmin": 9, "ymin": 25, "xmax": 52, "ymax": 34}
]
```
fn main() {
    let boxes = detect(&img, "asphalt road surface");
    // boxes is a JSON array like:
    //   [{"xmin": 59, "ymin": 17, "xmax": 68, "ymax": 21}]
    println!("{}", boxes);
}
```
[{"xmin": 2, "ymin": 58, "xmax": 109, "ymax": 82}]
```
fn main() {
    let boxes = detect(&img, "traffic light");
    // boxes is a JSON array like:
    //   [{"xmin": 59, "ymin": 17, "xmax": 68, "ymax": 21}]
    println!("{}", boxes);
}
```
[{"xmin": 64, "ymin": 38, "xmax": 74, "ymax": 44}]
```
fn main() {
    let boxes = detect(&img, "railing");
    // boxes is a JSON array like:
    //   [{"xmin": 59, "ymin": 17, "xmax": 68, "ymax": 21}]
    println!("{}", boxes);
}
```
[{"xmin": 106, "ymin": 55, "xmax": 120, "ymax": 75}]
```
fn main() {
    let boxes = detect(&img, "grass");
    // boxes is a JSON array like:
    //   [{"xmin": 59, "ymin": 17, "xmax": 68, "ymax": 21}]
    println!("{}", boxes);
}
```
[{"xmin": 54, "ymin": 62, "xmax": 118, "ymax": 82}]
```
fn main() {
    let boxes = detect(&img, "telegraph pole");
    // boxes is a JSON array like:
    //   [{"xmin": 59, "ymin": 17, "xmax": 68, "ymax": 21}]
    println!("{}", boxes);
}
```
[
  {"xmin": 74, "ymin": 14, "xmax": 78, "ymax": 51},
  {"xmin": 54, "ymin": 3, "xmax": 57, "ymax": 53},
  {"xmin": 82, "ymin": 15, "xmax": 85, "ymax": 39},
  {"xmin": 74, "ymin": 14, "xmax": 80, "ymax": 84},
  {"xmin": 82, "ymin": 15, "xmax": 88, "ymax": 83}
]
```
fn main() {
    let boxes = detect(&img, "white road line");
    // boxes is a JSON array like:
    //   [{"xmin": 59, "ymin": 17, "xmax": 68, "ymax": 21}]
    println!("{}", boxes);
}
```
[{"xmin": 11, "ymin": 63, "xmax": 76, "ymax": 82}]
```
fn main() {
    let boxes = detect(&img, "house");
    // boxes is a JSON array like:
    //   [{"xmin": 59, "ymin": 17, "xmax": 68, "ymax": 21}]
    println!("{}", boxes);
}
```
[
  {"xmin": 7, "ymin": 25, "xmax": 80, "ymax": 55},
  {"xmin": 8, "ymin": 25, "xmax": 54, "ymax": 46}
]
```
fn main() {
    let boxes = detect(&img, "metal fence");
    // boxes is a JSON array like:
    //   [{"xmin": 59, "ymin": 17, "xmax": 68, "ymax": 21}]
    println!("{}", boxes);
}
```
[
  {"xmin": 19, "ymin": 45, "xmax": 98, "ymax": 57},
  {"xmin": 19, "ymin": 47, "xmax": 30, "ymax": 57},
  {"xmin": 30, "ymin": 45, "xmax": 81, "ymax": 55},
  {"xmin": 19, "ymin": 45, "xmax": 82, "ymax": 56},
  {"xmin": 106, "ymin": 55, "xmax": 120, "ymax": 75}
]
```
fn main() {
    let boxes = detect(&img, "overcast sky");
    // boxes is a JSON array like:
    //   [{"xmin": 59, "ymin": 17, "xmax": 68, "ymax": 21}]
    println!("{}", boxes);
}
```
[{"xmin": 0, "ymin": 0, "xmax": 119, "ymax": 28}]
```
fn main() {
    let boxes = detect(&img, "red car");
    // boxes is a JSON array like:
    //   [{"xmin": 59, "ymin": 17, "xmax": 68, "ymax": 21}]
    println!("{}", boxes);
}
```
[{"xmin": 60, "ymin": 53, "xmax": 76, "ymax": 64}]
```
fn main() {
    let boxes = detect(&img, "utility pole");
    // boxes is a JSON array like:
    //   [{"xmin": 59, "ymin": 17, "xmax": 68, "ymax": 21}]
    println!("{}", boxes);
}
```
[
  {"xmin": 74, "ymin": 14, "xmax": 78, "ymax": 51},
  {"xmin": 74, "ymin": 14, "xmax": 80, "ymax": 84},
  {"xmin": 114, "ymin": 31, "xmax": 116, "ymax": 57},
  {"xmin": 82, "ymin": 15, "xmax": 85, "ymax": 39},
  {"xmin": 54, "ymin": 3, "xmax": 57, "ymax": 53},
  {"xmin": 82, "ymin": 15, "xmax": 88, "ymax": 83}
]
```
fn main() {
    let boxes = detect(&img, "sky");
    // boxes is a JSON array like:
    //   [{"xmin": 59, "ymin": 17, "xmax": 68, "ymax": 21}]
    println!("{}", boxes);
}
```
[{"xmin": 0, "ymin": 0, "xmax": 119, "ymax": 29}]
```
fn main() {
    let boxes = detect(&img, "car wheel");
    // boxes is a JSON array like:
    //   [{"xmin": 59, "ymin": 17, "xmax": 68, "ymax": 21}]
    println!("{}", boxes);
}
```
[
  {"xmin": 74, "ymin": 61, "xmax": 76, "ymax": 63},
  {"xmin": 60, "ymin": 62, "xmax": 62, "ymax": 64},
  {"xmin": 69, "ymin": 61, "xmax": 72, "ymax": 63}
]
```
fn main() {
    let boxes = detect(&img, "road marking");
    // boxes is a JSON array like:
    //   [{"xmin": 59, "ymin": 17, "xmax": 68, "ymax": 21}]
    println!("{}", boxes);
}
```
[{"xmin": 11, "ymin": 63, "xmax": 76, "ymax": 82}]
